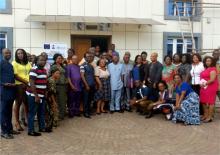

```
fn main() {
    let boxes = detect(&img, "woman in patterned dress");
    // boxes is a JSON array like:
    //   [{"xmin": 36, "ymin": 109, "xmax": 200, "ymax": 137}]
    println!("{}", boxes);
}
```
[
  {"xmin": 94, "ymin": 58, "xmax": 111, "ymax": 114},
  {"xmin": 162, "ymin": 55, "xmax": 175, "ymax": 96},
  {"xmin": 172, "ymin": 74, "xmax": 200, "ymax": 125},
  {"xmin": 46, "ymin": 68, "xmax": 60, "ymax": 130}
]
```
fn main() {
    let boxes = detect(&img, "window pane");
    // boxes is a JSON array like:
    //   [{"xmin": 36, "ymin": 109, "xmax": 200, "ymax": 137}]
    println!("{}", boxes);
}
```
[
  {"xmin": 186, "ymin": 38, "xmax": 192, "ymax": 53},
  {"xmin": 167, "ymin": 38, "xmax": 173, "ymax": 44},
  {"xmin": 0, "ymin": 40, "xmax": 6, "ymax": 49},
  {"xmin": 0, "ymin": 0, "xmax": 6, "ymax": 9},
  {"xmin": 186, "ymin": 2, "xmax": 192, "ymax": 16},
  {"xmin": 168, "ymin": 0, "xmax": 175, "ymax": 15},
  {"xmin": 167, "ymin": 39, "xmax": 173, "ymax": 56},
  {"xmin": 176, "ymin": 2, "xmax": 184, "ymax": 16},
  {"xmin": 187, "ymin": 44, "xmax": 192, "ymax": 53},
  {"xmin": 0, "ymin": 33, "xmax": 6, "ymax": 39},
  {"xmin": 167, "ymin": 44, "xmax": 173, "ymax": 56},
  {"xmin": 177, "ymin": 44, "xmax": 183, "ymax": 54},
  {"xmin": 177, "ymin": 39, "xmax": 183, "ymax": 43},
  {"xmin": 0, "ymin": 39, "xmax": 6, "ymax": 60}
]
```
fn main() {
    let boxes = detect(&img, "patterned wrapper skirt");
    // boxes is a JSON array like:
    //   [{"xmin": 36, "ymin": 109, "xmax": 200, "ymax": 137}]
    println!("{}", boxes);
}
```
[
  {"xmin": 94, "ymin": 78, "xmax": 111, "ymax": 101},
  {"xmin": 172, "ymin": 92, "xmax": 200, "ymax": 125}
]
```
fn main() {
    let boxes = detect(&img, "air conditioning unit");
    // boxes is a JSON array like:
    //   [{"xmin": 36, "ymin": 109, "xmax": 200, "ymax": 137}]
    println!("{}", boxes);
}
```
[{"xmin": 85, "ymin": 24, "xmax": 98, "ymax": 30}]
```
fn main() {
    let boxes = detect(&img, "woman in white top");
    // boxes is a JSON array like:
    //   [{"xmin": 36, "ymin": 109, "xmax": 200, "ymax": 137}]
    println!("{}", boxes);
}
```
[
  {"xmin": 94, "ymin": 58, "xmax": 111, "ymax": 114},
  {"xmin": 190, "ymin": 53, "xmax": 205, "ymax": 95},
  {"xmin": 190, "ymin": 53, "xmax": 205, "ymax": 115}
]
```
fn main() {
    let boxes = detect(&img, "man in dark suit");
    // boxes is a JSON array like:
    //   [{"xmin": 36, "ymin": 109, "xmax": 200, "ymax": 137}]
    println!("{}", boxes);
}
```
[{"xmin": 0, "ymin": 48, "xmax": 20, "ymax": 139}]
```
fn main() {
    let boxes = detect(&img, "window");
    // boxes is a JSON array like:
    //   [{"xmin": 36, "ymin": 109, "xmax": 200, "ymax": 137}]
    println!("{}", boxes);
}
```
[
  {"xmin": 0, "ymin": 0, "xmax": 12, "ymax": 14},
  {"xmin": 0, "ymin": 33, "xmax": 7, "ymax": 51},
  {"xmin": 0, "ymin": 33, "xmax": 7, "ymax": 60},
  {"xmin": 0, "ymin": 27, "xmax": 13, "ymax": 60},
  {"xmin": 166, "ymin": 38, "xmax": 194, "ymax": 56},
  {"xmin": 165, "ymin": 0, "xmax": 200, "ymax": 20},
  {"xmin": 168, "ymin": 0, "xmax": 193, "ymax": 17},
  {"xmin": 163, "ymin": 32, "xmax": 201, "ymax": 57},
  {"xmin": 0, "ymin": 0, "xmax": 6, "ymax": 9}
]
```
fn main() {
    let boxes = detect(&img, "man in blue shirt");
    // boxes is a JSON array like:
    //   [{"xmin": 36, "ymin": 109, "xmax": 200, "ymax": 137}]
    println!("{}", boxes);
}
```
[
  {"xmin": 80, "ymin": 52, "xmax": 95, "ymax": 118},
  {"xmin": 108, "ymin": 53, "xmax": 124, "ymax": 113},
  {"xmin": 130, "ymin": 80, "xmax": 158, "ymax": 118},
  {"xmin": 0, "ymin": 48, "xmax": 19, "ymax": 139}
]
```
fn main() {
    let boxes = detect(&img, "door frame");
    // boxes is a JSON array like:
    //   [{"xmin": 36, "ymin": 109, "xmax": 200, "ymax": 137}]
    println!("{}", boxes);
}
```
[{"xmin": 71, "ymin": 34, "xmax": 112, "ymax": 50}]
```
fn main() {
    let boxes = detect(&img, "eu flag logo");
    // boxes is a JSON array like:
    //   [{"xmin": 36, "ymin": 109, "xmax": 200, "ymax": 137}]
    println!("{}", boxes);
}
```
[{"xmin": 44, "ymin": 44, "xmax": 50, "ymax": 49}]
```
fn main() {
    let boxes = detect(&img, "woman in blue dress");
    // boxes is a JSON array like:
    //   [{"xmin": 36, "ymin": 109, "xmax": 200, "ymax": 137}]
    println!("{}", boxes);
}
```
[
  {"xmin": 172, "ymin": 74, "xmax": 200, "ymax": 125},
  {"xmin": 132, "ymin": 55, "xmax": 145, "ymax": 82}
]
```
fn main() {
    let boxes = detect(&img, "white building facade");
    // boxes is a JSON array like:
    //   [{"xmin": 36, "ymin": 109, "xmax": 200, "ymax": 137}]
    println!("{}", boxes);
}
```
[{"xmin": 0, "ymin": 0, "xmax": 220, "ymax": 61}]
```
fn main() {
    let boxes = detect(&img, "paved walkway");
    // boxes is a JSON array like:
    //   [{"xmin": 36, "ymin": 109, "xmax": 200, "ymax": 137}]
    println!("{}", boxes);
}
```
[{"xmin": 1, "ymin": 112, "xmax": 220, "ymax": 155}]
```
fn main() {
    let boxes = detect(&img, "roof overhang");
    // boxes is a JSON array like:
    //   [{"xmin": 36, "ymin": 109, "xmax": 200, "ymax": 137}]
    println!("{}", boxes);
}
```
[{"xmin": 25, "ymin": 15, "xmax": 165, "ymax": 25}]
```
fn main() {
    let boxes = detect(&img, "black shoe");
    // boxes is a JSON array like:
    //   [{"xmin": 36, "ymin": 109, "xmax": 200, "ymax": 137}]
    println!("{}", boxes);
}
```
[
  {"xmin": 45, "ymin": 128, "xmax": 53, "ymax": 133},
  {"xmin": 115, "ymin": 110, "xmax": 122, "ymax": 113},
  {"xmin": 39, "ymin": 129, "xmax": 46, "ymax": 132},
  {"xmin": 10, "ymin": 130, "xmax": 21, "ymax": 135},
  {"xmin": 28, "ymin": 132, "xmax": 41, "ymax": 136},
  {"xmin": 109, "ymin": 111, "xmax": 114, "ymax": 114},
  {"xmin": 120, "ymin": 110, "xmax": 124, "ymax": 113},
  {"xmin": 126, "ymin": 108, "xmax": 133, "ymax": 112},
  {"xmin": 75, "ymin": 114, "xmax": 81, "ymax": 117},
  {"xmin": 1, "ymin": 133, "xmax": 14, "ymax": 139},
  {"xmin": 68, "ymin": 115, "xmax": 74, "ymax": 118},
  {"xmin": 145, "ymin": 112, "xmax": 153, "ymax": 119},
  {"xmin": 84, "ymin": 114, "xmax": 91, "ymax": 119}
]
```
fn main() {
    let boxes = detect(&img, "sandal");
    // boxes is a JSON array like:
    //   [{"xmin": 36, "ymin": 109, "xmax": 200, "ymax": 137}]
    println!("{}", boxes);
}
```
[
  {"xmin": 15, "ymin": 122, "xmax": 24, "ymax": 131},
  {"xmin": 101, "ymin": 110, "xmax": 107, "ymax": 113},
  {"xmin": 203, "ymin": 118, "xmax": 213, "ymax": 123}
]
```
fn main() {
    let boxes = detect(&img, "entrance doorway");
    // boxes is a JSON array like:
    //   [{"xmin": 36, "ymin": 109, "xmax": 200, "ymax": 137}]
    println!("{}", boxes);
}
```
[{"xmin": 71, "ymin": 35, "xmax": 111, "ymax": 61}]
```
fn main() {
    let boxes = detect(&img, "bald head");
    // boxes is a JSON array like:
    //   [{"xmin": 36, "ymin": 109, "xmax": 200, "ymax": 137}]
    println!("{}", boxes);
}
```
[
  {"xmin": 150, "ymin": 52, "xmax": 158, "ymax": 62},
  {"xmin": 2, "ymin": 48, "xmax": 11, "ymax": 61}
]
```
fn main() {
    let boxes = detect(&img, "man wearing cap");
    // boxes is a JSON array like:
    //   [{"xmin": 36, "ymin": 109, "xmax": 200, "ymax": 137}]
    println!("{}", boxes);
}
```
[{"xmin": 108, "ymin": 53, "xmax": 125, "ymax": 113}]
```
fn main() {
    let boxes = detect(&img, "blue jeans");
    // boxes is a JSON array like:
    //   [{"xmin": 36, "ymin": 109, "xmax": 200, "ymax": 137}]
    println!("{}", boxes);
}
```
[
  {"xmin": 83, "ymin": 86, "xmax": 95, "ymax": 115},
  {"xmin": 110, "ymin": 89, "xmax": 122, "ymax": 111},
  {"xmin": 27, "ymin": 95, "xmax": 45, "ymax": 133},
  {"xmin": 0, "ymin": 99, "xmax": 13, "ymax": 134},
  {"xmin": 121, "ymin": 87, "xmax": 131, "ymax": 110}
]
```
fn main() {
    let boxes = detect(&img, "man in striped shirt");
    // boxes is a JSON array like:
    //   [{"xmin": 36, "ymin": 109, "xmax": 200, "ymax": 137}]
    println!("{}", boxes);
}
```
[{"xmin": 26, "ymin": 55, "xmax": 48, "ymax": 136}]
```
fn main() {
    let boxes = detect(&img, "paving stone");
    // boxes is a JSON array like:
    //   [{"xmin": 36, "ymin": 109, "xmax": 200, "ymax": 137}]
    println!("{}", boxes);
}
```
[{"xmin": 1, "ymin": 112, "xmax": 220, "ymax": 155}]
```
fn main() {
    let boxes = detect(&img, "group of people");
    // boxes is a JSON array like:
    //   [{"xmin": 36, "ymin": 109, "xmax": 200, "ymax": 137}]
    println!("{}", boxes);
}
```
[{"xmin": 0, "ymin": 44, "xmax": 219, "ymax": 139}]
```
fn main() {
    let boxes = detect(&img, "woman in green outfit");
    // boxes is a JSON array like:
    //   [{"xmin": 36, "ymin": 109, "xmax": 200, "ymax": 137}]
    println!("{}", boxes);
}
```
[{"xmin": 50, "ymin": 54, "xmax": 67, "ymax": 120}]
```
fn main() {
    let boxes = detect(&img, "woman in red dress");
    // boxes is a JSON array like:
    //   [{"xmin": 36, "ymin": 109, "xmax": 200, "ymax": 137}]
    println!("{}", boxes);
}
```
[{"xmin": 200, "ymin": 56, "xmax": 218, "ymax": 123}]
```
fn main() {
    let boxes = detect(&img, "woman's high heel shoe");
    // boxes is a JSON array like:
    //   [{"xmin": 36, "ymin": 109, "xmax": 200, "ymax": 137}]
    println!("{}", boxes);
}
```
[
  {"xmin": 15, "ymin": 123, "xmax": 24, "ymax": 131},
  {"xmin": 203, "ymin": 118, "xmax": 213, "ymax": 123}
]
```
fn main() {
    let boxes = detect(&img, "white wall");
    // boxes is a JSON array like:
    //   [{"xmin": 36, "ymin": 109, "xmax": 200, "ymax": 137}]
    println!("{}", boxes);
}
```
[
  {"xmin": 202, "ymin": 0, "xmax": 220, "ymax": 52},
  {"xmin": 0, "ymin": 0, "xmax": 220, "ymax": 60}
]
